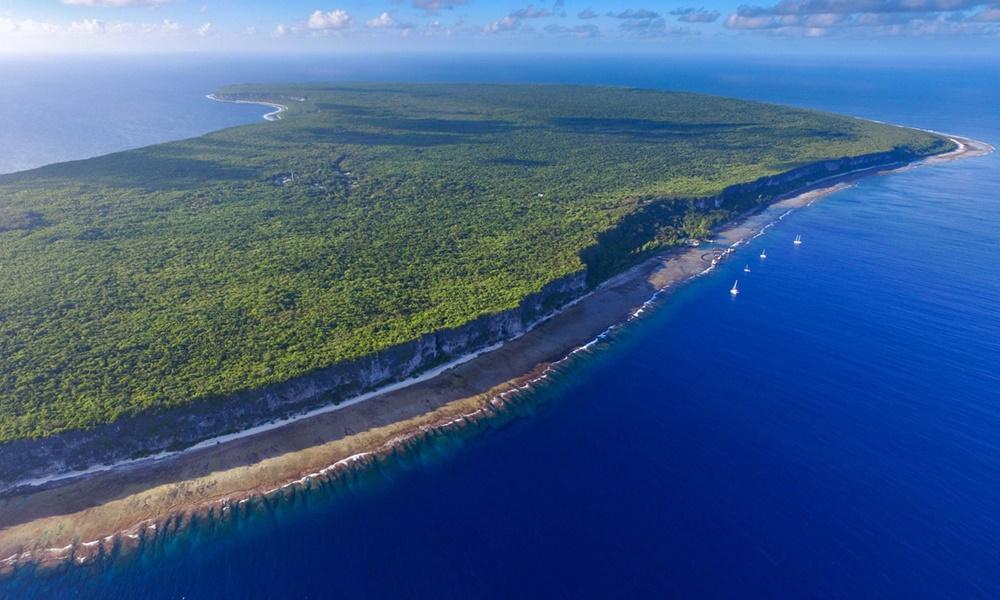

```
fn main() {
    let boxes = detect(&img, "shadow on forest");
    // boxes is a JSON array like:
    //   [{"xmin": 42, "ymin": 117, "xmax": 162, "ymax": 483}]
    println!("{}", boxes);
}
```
[
  {"xmin": 481, "ymin": 158, "xmax": 552, "ymax": 168},
  {"xmin": 358, "ymin": 118, "xmax": 518, "ymax": 135},
  {"xmin": 314, "ymin": 102, "xmax": 378, "ymax": 116},
  {"xmin": 550, "ymin": 117, "xmax": 747, "ymax": 141},
  {"xmin": 286, "ymin": 128, "xmax": 490, "ymax": 147},
  {"xmin": 20, "ymin": 152, "xmax": 258, "ymax": 190}
]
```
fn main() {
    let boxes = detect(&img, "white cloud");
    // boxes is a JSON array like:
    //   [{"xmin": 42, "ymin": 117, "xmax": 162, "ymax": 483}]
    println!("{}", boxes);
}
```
[
  {"xmin": 307, "ymin": 9, "xmax": 351, "ymax": 30},
  {"xmin": 366, "ymin": 12, "xmax": 395, "ymax": 28},
  {"xmin": 69, "ymin": 18, "xmax": 104, "ymax": 33},
  {"xmin": 0, "ymin": 17, "xmax": 61, "ymax": 35},
  {"xmin": 484, "ymin": 15, "xmax": 521, "ymax": 32},
  {"xmin": 724, "ymin": 2, "xmax": 1000, "ymax": 36},
  {"xmin": 136, "ymin": 19, "xmax": 179, "ymax": 33},
  {"xmin": 0, "ymin": 15, "xmax": 193, "ymax": 38},
  {"xmin": 365, "ymin": 12, "xmax": 415, "ymax": 31},
  {"xmin": 423, "ymin": 19, "xmax": 453, "ymax": 36},
  {"xmin": 197, "ymin": 22, "xmax": 213, "ymax": 36},
  {"xmin": 483, "ymin": 4, "xmax": 558, "ymax": 34},
  {"xmin": 511, "ymin": 6, "xmax": 552, "ymax": 19},
  {"xmin": 413, "ymin": 0, "xmax": 468, "ymax": 14},
  {"xmin": 972, "ymin": 6, "xmax": 1000, "ymax": 20},
  {"xmin": 606, "ymin": 9, "xmax": 661, "ymax": 19},
  {"xmin": 67, "ymin": 19, "xmax": 137, "ymax": 34},
  {"xmin": 544, "ymin": 23, "xmax": 600, "ymax": 37},
  {"xmin": 107, "ymin": 21, "xmax": 133, "ymax": 33},
  {"xmin": 736, "ymin": 0, "xmax": 984, "ymax": 17},
  {"xmin": 670, "ymin": 8, "xmax": 721, "ymax": 23},
  {"xmin": 273, "ymin": 23, "xmax": 289, "ymax": 37}
]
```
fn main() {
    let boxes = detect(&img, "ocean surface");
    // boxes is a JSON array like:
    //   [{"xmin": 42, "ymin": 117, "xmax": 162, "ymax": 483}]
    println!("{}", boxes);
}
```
[{"xmin": 1, "ymin": 55, "xmax": 998, "ymax": 598}]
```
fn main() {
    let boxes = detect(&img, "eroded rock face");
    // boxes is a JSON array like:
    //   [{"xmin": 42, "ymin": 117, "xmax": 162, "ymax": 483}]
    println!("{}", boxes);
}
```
[
  {"xmin": 0, "ymin": 149, "xmax": 916, "ymax": 491},
  {"xmin": 0, "ymin": 271, "xmax": 587, "ymax": 491},
  {"xmin": 717, "ymin": 148, "xmax": 910, "ymax": 205}
]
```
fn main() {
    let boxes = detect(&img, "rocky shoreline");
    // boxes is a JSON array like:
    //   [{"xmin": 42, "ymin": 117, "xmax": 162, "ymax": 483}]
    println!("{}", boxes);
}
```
[
  {"xmin": 0, "ymin": 135, "xmax": 989, "ymax": 575},
  {"xmin": 0, "ymin": 145, "xmax": 950, "ymax": 493}
]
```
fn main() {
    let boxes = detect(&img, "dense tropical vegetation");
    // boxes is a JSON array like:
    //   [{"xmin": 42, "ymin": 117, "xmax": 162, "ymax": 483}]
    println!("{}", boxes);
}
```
[{"xmin": 0, "ymin": 84, "xmax": 951, "ymax": 442}]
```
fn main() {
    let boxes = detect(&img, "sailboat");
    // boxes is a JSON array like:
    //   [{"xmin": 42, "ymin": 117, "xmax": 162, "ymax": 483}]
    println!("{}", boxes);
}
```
[
  {"xmin": 730, "ymin": 280, "xmax": 740, "ymax": 295},
  {"xmin": 794, "ymin": 234, "xmax": 802, "ymax": 245},
  {"xmin": 743, "ymin": 264, "xmax": 751, "ymax": 273},
  {"xmin": 759, "ymin": 249, "xmax": 767, "ymax": 259}
]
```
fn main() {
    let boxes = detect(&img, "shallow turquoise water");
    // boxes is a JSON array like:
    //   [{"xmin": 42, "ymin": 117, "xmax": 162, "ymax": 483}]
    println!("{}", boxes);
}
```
[{"xmin": 1, "ymin": 56, "xmax": 998, "ymax": 598}]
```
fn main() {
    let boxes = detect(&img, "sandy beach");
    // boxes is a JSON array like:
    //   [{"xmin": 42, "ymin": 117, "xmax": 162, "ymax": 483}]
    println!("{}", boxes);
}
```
[
  {"xmin": 0, "ymin": 135, "xmax": 990, "ymax": 573},
  {"xmin": 205, "ymin": 93, "xmax": 288, "ymax": 121}
]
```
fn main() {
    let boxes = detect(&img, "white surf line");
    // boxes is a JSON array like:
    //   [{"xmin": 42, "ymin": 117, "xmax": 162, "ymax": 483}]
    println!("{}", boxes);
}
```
[
  {"xmin": 2, "ymin": 343, "xmax": 501, "ymax": 491},
  {"xmin": 918, "ymin": 132, "xmax": 992, "ymax": 160},
  {"xmin": 10, "ymin": 327, "xmax": 613, "ymax": 565},
  {"xmin": 859, "ymin": 118, "xmax": 994, "ymax": 158},
  {"xmin": 206, "ymin": 93, "xmax": 287, "ymax": 121},
  {"xmin": 2, "ymin": 153, "xmax": 914, "ymax": 493},
  {"xmin": 4, "ymin": 145, "xmax": 967, "ymax": 495},
  {"xmin": 29, "ymin": 438, "xmax": 458, "ymax": 563},
  {"xmin": 3, "ymin": 276, "xmax": 606, "ymax": 493},
  {"xmin": 936, "ymin": 134, "xmax": 994, "ymax": 157},
  {"xmin": 6, "ymin": 156, "xmax": 948, "ymax": 566}
]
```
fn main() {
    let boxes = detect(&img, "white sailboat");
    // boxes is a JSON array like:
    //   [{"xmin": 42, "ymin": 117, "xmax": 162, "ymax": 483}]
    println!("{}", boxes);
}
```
[
  {"xmin": 730, "ymin": 280, "xmax": 740, "ymax": 295},
  {"xmin": 759, "ymin": 249, "xmax": 767, "ymax": 259},
  {"xmin": 794, "ymin": 234, "xmax": 802, "ymax": 245},
  {"xmin": 743, "ymin": 264, "xmax": 751, "ymax": 273}
]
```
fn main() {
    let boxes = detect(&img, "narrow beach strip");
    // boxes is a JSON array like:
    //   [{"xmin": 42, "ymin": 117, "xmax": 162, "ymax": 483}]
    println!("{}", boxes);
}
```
[
  {"xmin": 0, "ymin": 134, "xmax": 991, "ymax": 569},
  {"xmin": 205, "ymin": 93, "xmax": 287, "ymax": 121}
]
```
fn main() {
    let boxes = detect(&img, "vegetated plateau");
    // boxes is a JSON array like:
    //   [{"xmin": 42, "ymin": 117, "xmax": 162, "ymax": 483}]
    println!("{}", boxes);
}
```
[{"xmin": 0, "ymin": 83, "xmax": 952, "ymax": 445}]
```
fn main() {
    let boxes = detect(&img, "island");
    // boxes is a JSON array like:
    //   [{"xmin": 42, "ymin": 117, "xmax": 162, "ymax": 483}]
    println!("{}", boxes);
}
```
[{"xmin": 0, "ymin": 83, "xmax": 972, "ymax": 571}]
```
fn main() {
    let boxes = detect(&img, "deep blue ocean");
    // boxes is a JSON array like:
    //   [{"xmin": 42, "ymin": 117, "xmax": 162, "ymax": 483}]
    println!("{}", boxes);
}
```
[{"xmin": 1, "ymin": 55, "xmax": 998, "ymax": 598}]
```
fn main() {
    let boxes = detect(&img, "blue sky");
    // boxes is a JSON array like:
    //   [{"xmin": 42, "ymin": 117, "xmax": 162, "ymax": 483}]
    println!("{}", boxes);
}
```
[{"xmin": 0, "ymin": 0, "xmax": 997, "ymax": 54}]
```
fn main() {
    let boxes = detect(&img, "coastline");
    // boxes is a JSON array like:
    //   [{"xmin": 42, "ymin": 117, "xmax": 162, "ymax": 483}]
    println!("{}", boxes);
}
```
[
  {"xmin": 205, "ymin": 93, "xmax": 287, "ymax": 121},
  {"xmin": 0, "ymin": 134, "xmax": 990, "ymax": 575}
]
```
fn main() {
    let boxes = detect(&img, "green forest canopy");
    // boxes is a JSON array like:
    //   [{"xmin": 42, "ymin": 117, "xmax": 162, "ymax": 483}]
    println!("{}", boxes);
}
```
[{"xmin": 0, "ymin": 84, "xmax": 952, "ymax": 442}]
